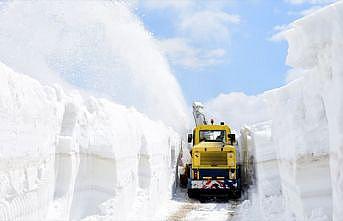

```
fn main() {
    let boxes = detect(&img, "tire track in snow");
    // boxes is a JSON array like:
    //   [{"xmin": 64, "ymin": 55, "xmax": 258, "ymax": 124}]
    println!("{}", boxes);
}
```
[
  {"xmin": 167, "ymin": 202, "xmax": 198, "ymax": 221},
  {"xmin": 167, "ymin": 190, "xmax": 239, "ymax": 221},
  {"xmin": 184, "ymin": 201, "xmax": 237, "ymax": 221}
]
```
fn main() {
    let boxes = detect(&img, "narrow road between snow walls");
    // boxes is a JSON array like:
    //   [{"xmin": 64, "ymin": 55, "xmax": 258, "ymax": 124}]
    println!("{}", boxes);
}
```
[
  {"xmin": 1, "ymin": 1, "xmax": 343, "ymax": 221},
  {"xmin": 166, "ymin": 189, "xmax": 240, "ymax": 221}
]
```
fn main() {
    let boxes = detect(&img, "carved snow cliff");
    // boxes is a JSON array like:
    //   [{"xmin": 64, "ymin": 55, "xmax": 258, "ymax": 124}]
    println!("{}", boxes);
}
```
[{"xmin": 0, "ymin": 63, "xmax": 181, "ymax": 221}]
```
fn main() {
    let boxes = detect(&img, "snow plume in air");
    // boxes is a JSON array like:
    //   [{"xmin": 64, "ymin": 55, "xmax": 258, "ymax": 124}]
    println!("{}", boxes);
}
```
[
  {"xmin": 0, "ymin": 1, "xmax": 188, "ymax": 132},
  {"xmin": 206, "ymin": 92, "xmax": 270, "ymax": 129}
]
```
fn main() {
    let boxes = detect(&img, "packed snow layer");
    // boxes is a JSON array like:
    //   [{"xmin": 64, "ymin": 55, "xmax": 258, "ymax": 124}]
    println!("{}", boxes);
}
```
[
  {"xmin": 239, "ymin": 123, "xmax": 291, "ymax": 221},
  {"xmin": 238, "ymin": 120, "xmax": 330, "ymax": 221},
  {"xmin": 0, "ymin": 63, "xmax": 64, "ymax": 221},
  {"xmin": 0, "ymin": 1, "xmax": 188, "ymax": 132},
  {"xmin": 0, "ymin": 62, "xmax": 182, "ymax": 221},
  {"xmin": 235, "ymin": 2, "xmax": 343, "ymax": 220},
  {"xmin": 249, "ymin": 122, "xmax": 281, "ymax": 201},
  {"xmin": 266, "ymin": 79, "xmax": 332, "ymax": 220},
  {"xmin": 263, "ymin": 2, "xmax": 343, "ymax": 220}
]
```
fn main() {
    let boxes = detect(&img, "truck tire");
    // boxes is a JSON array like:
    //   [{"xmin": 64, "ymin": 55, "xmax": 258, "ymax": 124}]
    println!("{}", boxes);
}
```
[
  {"xmin": 179, "ymin": 174, "xmax": 188, "ymax": 188},
  {"xmin": 232, "ymin": 190, "xmax": 241, "ymax": 199},
  {"xmin": 187, "ymin": 189, "xmax": 197, "ymax": 199}
]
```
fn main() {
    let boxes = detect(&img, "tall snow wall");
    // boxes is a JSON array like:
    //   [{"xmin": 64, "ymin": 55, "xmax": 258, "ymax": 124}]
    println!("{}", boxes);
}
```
[
  {"xmin": 239, "ymin": 122, "xmax": 288, "ymax": 221},
  {"xmin": 0, "ymin": 62, "xmax": 181, "ymax": 221},
  {"xmin": 262, "ymin": 2, "xmax": 343, "ymax": 220}
]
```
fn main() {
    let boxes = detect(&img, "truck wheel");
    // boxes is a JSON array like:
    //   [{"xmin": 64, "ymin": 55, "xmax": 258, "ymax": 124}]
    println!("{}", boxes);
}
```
[
  {"xmin": 232, "ymin": 190, "xmax": 241, "ymax": 199},
  {"xmin": 199, "ymin": 196, "xmax": 207, "ymax": 203},
  {"xmin": 187, "ymin": 189, "xmax": 196, "ymax": 199},
  {"xmin": 179, "ymin": 174, "xmax": 188, "ymax": 188}
]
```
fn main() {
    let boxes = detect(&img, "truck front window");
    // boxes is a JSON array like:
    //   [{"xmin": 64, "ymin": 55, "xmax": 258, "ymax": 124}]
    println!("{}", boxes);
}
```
[{"xmin": 199, "ymin": 130, "xmax": 226, "ymax": 142}]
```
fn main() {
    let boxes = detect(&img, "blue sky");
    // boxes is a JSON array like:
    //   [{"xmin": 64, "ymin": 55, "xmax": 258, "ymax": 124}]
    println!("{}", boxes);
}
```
[{"xmin": 135, "ymin": 0, "xmax": 334, "ymax": 103}]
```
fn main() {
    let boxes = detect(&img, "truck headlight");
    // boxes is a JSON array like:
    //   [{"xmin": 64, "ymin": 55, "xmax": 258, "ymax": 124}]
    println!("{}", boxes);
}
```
[
  {"xmin": 229, "ymin": 169, "xmax": 236, "ymax": 179},
  {"xmin": 193, "ymin": 169, "xmax": 199, "ymax": 180}
]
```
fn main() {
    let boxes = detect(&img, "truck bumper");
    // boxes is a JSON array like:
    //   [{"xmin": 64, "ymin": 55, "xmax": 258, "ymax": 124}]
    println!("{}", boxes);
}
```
[
  {"xmin": 189, "ymin": 179, "xmax": 237, "ymax": 190},
  {"xmin": 187, "ymin": 179, "xmax": 240, "ymax": 199}
]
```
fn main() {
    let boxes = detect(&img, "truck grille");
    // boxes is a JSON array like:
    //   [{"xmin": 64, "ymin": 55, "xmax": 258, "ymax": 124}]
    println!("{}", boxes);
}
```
[{"xmin": 200, "ymin": 152, "xmax": 227, "ymax": 166}]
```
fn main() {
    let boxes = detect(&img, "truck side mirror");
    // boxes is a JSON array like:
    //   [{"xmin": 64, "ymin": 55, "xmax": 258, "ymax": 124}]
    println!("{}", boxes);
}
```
[
  {"xmin": 228, "ymin": 134, "xmax": 236, "ymax": 145},
  {"xmin": 187, "ymin": 134, "xmax": 193, "ymax": 143}
]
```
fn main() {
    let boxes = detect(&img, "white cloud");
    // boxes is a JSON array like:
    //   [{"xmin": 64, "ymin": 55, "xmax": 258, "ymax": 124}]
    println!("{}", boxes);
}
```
[
  {"xmin": 139, "ymin": 0, "xmax": 239, "ymax": 70},
  {"xmin": 273, "ymin": 24, "xmax": 289, "ymax": 32},
  {"xmin": 179, "ymin": 10, "xmax": 240, "ymax": 43},
  {"xmin": 285, "ymin": 0, "xmax": 337, "ymax": 4},
  {"xmin": 158, "ymin": 38, "xmax": 226, "ymax": 69},
  {"xmin": 205, "ymin": 92, "xmax": 270, "ymax": 129},
  {"xmin": 206, "ymin": 48, "xmax": 226, "ymax": 57},
  {"xmin": 158, "ymin": 38, "xmax": 198, "ymax": 69},
  {"xmin": 141, "ymin": 0, "xmax": 192, "ymax": 10}
]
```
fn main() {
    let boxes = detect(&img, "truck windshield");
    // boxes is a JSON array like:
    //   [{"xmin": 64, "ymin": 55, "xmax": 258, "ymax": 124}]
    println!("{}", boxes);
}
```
[{"xmin": 199, "ymin": 130, "xmax": 226, "ymax": 142}]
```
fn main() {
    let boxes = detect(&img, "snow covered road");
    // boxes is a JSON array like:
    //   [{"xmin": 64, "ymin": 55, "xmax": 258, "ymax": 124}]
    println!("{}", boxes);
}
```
[
  {"xmin": 2, "ymin": 0, "xmax": 343, "ymax": 220},
  {"xmin": 166, "ymin": 190, "xmax": 239, "ymax": 221}
]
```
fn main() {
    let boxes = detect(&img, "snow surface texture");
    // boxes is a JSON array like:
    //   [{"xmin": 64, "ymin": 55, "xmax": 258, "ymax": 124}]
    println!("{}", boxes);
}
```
[
  {"xmin": 235, "ymin": 3, "xmax": 343, "ymax": 220},
  {"xmin": 0, "ymin": 62, "xmax": 182, "ymax": 221},
  {"xmin": 238, "ymin": 120, "xmax": 329, "ymax": 221},
  {"xmin": 237, "ymin": 123, "xmax": 293, "ymax": 221},
  {"xmin": 261, "ymin": 2, "xmax": 343, "ymax": 220},
  {"xmin": 0, "ymin": 1, "xmax": 188, "ymax": 132},
  {"xmin": 266, "ymin": 79, "xmax": 332, "ymax": 221}
]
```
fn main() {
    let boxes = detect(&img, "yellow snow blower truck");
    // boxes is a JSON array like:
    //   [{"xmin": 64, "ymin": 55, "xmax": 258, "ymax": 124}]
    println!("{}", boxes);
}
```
[{"xmin": 180, "ymin": 102, "xmax": 241, "ymax": 200}]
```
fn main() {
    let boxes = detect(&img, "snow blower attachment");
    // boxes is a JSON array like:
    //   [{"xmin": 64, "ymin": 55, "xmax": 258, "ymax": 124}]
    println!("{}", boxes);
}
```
[{"xmin": 180, "ymin": 102, "xmax": 242, "ymax": 201}]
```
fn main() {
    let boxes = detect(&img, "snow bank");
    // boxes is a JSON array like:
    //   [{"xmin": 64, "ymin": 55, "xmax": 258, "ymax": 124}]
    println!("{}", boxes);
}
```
[
  {"xmin": 266, "ymin": 79, "xmax": 332, "ymax": 220},
  {"xmin": 236, "ymin": 2, "xmax": 343, "ymax": 220},
  {"xmin": 0, "ymin": 1, "xmax": 188, "ymax": 132},
  {"xmin": 0, "ymin": 62, "xmax": 181, "ymax": 221},
  {"xmin": 250, "ymin": 122, "xmax": 282, "ymax": 204},
  {"xmin": 238, "ymin": 123, "xmax": 291, "ymax": 221},
  {"xmin": 0, "ymin": 61, "xmax": 64, "ymax": 221},
  {"xmin": 263, "ymin": 2, "xmax": 343, "ymax": 220}
]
